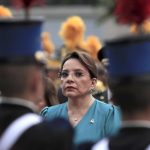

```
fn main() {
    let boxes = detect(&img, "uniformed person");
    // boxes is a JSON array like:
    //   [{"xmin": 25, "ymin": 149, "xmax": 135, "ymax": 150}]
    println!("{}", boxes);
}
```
[
  {"xmin": 93, "ymin": 35, "xmax": 150, "ymax": 150},
  {"xmin": 0, "ymin": 7, "xmax": 74, "ymax": 150},
  {"xmin": 92, "ymin": 0, "xmax": 150, "ymax": 148}
]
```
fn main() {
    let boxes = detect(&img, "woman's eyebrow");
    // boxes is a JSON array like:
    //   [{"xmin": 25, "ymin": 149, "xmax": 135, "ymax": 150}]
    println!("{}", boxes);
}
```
[
  {"xmin": 62, "ymin": 69, "xmax": 87, "ymax": 72},
  {"xmin": 74, "ymin": 69, "xmax": 86, "ymax": 72}
]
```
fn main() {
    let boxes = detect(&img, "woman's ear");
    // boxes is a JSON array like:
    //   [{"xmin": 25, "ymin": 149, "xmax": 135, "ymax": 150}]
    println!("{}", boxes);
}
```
[{"xmin": 91, "ymin": 78, "xmax": 97, "ymax": 88}]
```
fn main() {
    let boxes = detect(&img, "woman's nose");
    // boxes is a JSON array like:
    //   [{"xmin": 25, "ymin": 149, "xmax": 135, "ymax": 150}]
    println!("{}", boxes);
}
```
[{"xmin": 67, "ymin": 73, "xmax": 75, "ymax": 81}]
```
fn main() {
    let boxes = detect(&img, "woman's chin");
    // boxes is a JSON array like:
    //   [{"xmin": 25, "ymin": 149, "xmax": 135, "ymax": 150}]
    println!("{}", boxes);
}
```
[{"xmin": 65, "ymin": 92, "xmax": 76, "ymax": 98}]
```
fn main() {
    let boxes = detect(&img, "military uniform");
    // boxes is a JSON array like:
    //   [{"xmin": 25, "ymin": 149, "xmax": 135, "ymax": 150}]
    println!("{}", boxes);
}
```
[
  {"xmin": 93, "ymin": 23, "xmax": 150, "ymax": 150},
  {"xmin": 0, "ymin": 97, "xmax": 74, "ymax": 150},
  {"xmin": 93, "ymin": 125, "xmax": 150, "ymax": 150},
  {"xmin": 0, "ymin": 13, "xmax": 74, "ymax": 150}
]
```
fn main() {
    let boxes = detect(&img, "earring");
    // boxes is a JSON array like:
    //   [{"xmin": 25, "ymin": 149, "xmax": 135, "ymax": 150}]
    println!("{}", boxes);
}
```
[{"xmin": 90, "ymin": 88, "xmax": 96, "ymax": 94}]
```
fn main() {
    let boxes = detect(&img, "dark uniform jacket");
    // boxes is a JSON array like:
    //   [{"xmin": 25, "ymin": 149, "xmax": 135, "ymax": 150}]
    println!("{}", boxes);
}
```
[
  {"xmin": 109, "ymin": 127, "xmax": 150, "ymax": 150},
  {"xmin": 93, "ymin": 127, "xmax": 150, "ymax": 150},
  {"xmin": 0, "ymin": 98, "xmax": 74, "ymax": 150}
]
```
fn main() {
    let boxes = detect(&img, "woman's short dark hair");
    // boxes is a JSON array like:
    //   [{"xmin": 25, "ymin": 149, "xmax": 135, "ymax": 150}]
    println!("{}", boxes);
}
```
[{"xmin": 59, "ymin": 51, "xmax": 97, "ymax": 79}]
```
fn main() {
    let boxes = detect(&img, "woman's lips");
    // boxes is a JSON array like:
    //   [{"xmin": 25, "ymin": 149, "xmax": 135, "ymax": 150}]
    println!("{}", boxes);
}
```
[{"xmin": 65, "ymin": 86, "xmax": 76, "ymax": 90}]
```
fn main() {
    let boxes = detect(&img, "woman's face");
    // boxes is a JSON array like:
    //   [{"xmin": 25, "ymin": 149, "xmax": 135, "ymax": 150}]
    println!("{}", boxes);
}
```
[{"xmin": 60, "ymin": 58, "xmax": 96, "ymax": 99}]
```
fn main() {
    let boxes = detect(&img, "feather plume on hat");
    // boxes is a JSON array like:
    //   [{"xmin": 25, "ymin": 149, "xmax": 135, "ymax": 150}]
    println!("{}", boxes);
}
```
[
  {"xmin": 82, "ymin": 35, "xmax": 102, "ymax": 60},
  {"xmin": 103, "ymin": 0, "xmax": 150, "ymax": 77},
  {"xmin": 130, "ymin": 20, "xmax": 150, "ymax": 34},
  {"xmin": 40, "ymin": 32, "xmax": 61, "ymax": 70},
  {"xmin": 35, "ymin": 32, "xmax": 55, "ymax": 64},
  {"xmin": 41, "ymin": 32, "xmax": 55, "ymax": 56},
  {"xmin": 115, "ymin": 0, "xmax": 150, "ymax": 34},
  {"xmin": 59, "ymin": 16, "xmax": 86, "ymax": 50},
  {"xmin": 0, "ymin": 5, "xmax": 13, "ymax": 18}
]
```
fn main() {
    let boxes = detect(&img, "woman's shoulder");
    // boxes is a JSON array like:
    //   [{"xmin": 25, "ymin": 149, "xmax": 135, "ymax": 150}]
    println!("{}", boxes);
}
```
[
  {"xmin": 95, "ymin": 99, "xmax": 113, "ymax": 109},
  {"xmin": 94, "ymin": 99, "xmax": 121, "ymax": 133},
  {"xmin": 40, "ymin": 103, "xmax": 67, "ymax": 119},
  {"xmin": 94, "ymin": 99, "xmax": 120, "ymax": 114}
]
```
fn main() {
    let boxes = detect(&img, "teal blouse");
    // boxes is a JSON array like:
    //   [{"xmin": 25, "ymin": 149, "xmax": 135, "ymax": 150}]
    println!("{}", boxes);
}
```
[{"xmin": 41, "ymin": 99, "xmax": 121, "ymax": 145}]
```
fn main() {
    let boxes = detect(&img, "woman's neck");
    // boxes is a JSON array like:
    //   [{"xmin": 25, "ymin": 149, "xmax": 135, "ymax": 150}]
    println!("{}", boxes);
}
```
[
  {"xmin": 67, "ymin": 95, "xmax": 94, "ymax": 111},
  {"xmin": 67, "ymin": 95, "xmax": 95, "ymax": 127}
]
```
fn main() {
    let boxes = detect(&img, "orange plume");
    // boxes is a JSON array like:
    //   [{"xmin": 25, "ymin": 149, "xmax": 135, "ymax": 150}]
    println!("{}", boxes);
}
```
[
  {"xmin": 59, "ymin": 16, "xmax": 86, "ymax": 50},
  {"xmin": 84, "ymin": 35, "xmax": 102, "ymax": 60},
  {"xmin": 41, "ymin": 32, "xmax": 55, "ymax": 56},
  {"xmin": 0, "ymin": 5, "xmax": 13, "ymax": 18},
  {"xmin": 130, "ymin": 20, "xmax": 150, "ymax": 34}
]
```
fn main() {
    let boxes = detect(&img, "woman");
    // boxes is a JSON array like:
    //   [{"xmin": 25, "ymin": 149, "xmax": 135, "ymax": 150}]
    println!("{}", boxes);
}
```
[{"xmin": 41, "ymin": 51, "xmax": 121, "ymax": 145}]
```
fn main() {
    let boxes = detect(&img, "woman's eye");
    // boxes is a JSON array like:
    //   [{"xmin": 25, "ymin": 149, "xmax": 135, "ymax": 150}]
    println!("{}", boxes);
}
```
[
  {"xmin": 75, "ymin": 72, "xmax": 83, "ymax": 77},
  {"xmin": 61, "ymin": 72, "xmax": 68, "ymax": 78}
]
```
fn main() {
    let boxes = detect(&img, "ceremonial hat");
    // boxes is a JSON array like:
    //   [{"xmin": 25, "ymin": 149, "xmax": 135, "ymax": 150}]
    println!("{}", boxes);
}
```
[
  {"xmin": 0, "ymin": 18, "xmax": 43, "ymax": 64},
  {"xmin": 102, "ymin": 0, "xmax": 150, "ymax": 79},
  {"xmin": 0, "ymin": 1, "xmax": 44, "ymax": 65},
  {"xmin": 105, "ymin": 35, "xmax": 150, "ymax": 77}
]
